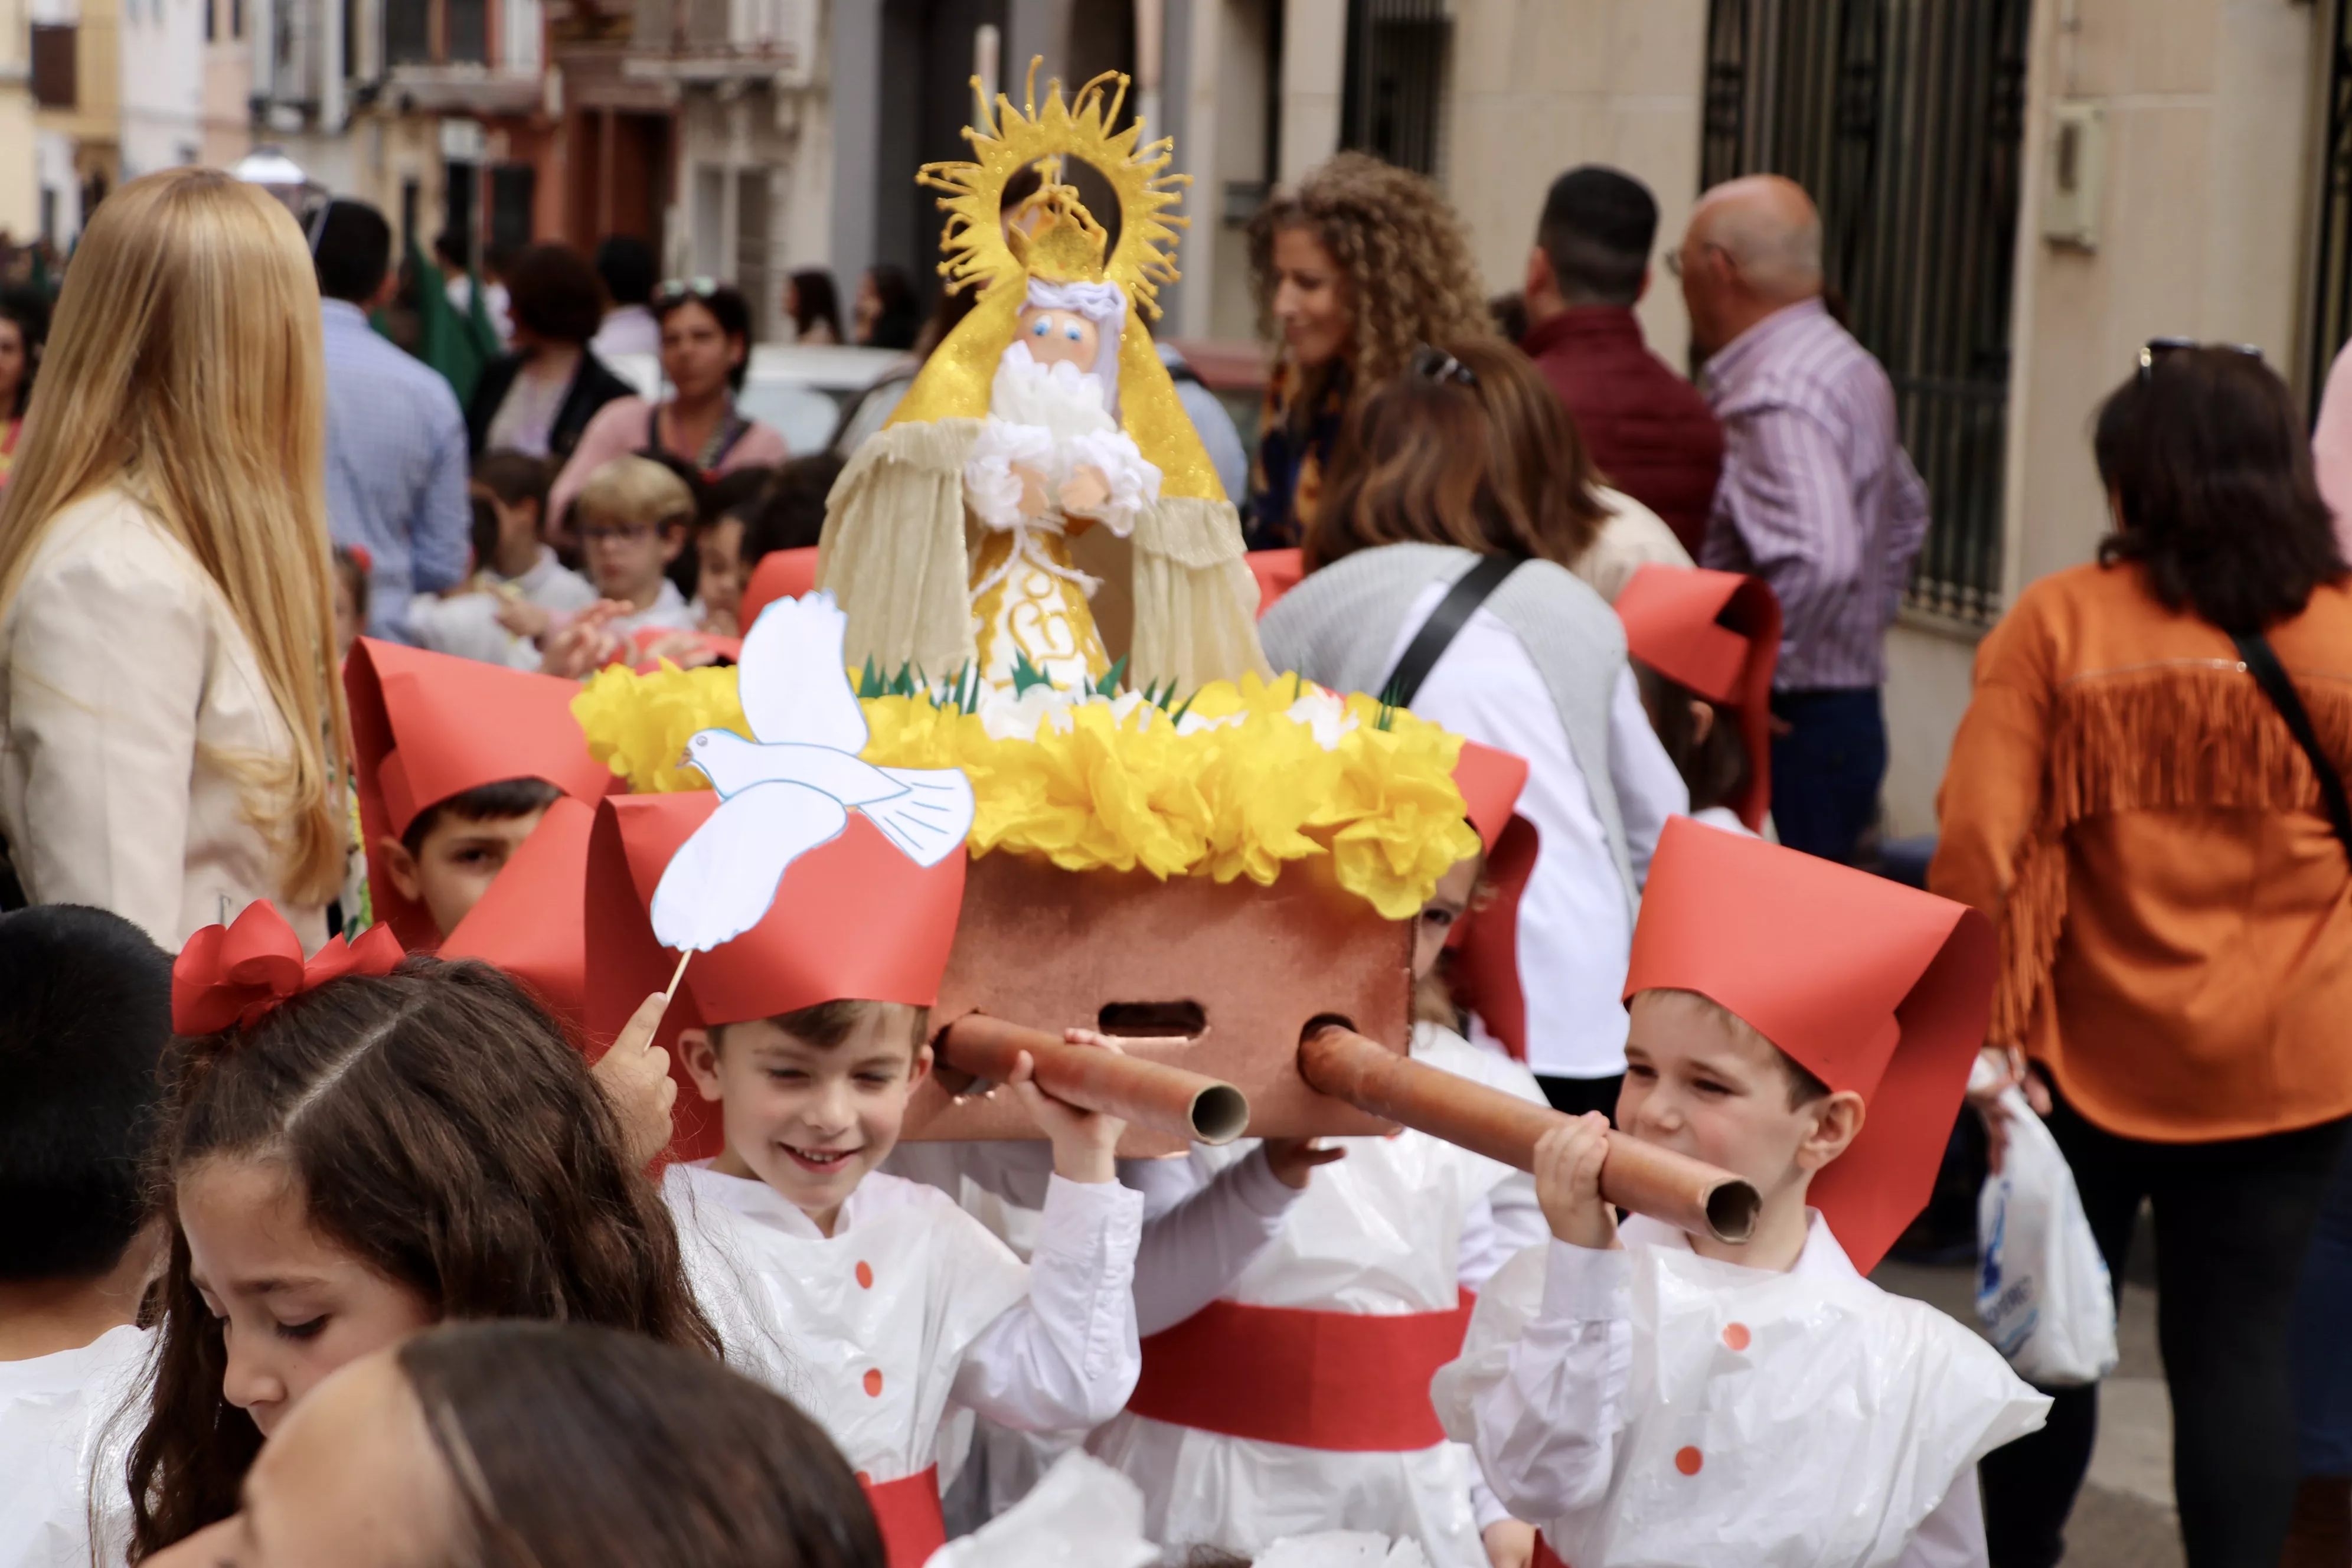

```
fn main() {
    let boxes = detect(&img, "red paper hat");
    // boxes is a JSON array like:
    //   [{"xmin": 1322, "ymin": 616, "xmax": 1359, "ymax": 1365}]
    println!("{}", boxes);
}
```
[
  {"xmin": 584, "ymin": 793, "xmax": 968, "ymax": 1159},
  {"xmin": 436, "ymin": 795, "xmax": 596, "ymax": 1033},
  {"xmin": 1247, "ymin": 549, "xmax": 1305, "ymax": 619},
  {"xmin": 1613, "ymin": 566, "xmax": 1782, "ymax": 832},
  {"xmin": 1623, "ymin": 817, "xmax": 1995, "ymax": 1272},
  {"xmin": 739, "ymin": 547, "xmax": 821, "ymax": 633},
  {"xmin": 347, "ymin": 639, "xmax": 618, "ymax": 952},
  {"xmin": 1446, "ymin": 740, "xmax": 1540, "ymax": 1060}
]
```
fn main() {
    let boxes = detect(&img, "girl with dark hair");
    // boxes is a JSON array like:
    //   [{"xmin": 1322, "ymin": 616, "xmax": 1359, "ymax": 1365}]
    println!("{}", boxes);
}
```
[
  {"xmin": 787, "ymin": 269, "xmax": 844, "ymax": 345},
  {"xmin": 1266, "ymin": 339, "xmax": 1688, "ymax": 1123},
  {"xmin": 0, "ymin": 289, "xmax": 47, "ymax": 488},
  {"xmin": 1933, "ymin": 345, "xmax": 2352, "ymax": 1568},
  {"xmin": 126, "ymin": 908, "xmax": 717, "ymax": 1559},
  {"xmin": 854, "ymin": 265, "xmax": 920, "ymax": 350},
  {"xmin": 545, "ymin": 280, "xmax": 787, "ymax": 550},
  {"xmin": 142, "ymin": 1322, "xmax": 883, "ymax": 1568},
  {"xmin": 465, "ymin": 244, "xmax": 635, "ymax": 463}
]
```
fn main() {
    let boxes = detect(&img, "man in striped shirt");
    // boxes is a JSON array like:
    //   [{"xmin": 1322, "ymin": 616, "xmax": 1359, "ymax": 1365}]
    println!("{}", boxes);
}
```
[{"xmin": 1678, "ymin": 174, "xmax": 1928, "ymax": 864}]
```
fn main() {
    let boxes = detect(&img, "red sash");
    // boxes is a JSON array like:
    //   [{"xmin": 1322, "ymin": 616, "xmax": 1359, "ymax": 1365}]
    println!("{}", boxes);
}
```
[
  {"xmin": 857, "ymin": 1466, "xmax": 945, "ymax": 1568},
  {"xmin": 1126, "ymin": 1293, "xmax": 1475, "ymax": 1452},
  {"xmin": 1533, "ymin": 1534, "xmax": 1569, "ymax": 1568}
]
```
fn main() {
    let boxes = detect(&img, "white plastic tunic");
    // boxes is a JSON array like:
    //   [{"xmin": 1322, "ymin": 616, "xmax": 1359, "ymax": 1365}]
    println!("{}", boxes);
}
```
[
  {"xmin": 665, "ymin": 1162, "xmax": 1144, "ymax": 1484},
  {"xmin": 1434, "ymin": 1215, "xmax": 2051, "ymax": 1568},
  {"xmin": 0, "ymin": 1322, "xmax": 149, "ymax": 1568},
  {"xmin": 1090, "ymin": 1024, "xmax": 1547, "ymax": 1566}
]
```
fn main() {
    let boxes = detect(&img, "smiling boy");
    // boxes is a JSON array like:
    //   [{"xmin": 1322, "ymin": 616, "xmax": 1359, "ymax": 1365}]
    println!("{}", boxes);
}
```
[
  {"xmin": 1436, "ymin": 818, "xmax": 2049, "ymax": 1568},
  {"xmin": 588, "ymin": 794, "xmax": 1145, "ymax": 1568}
]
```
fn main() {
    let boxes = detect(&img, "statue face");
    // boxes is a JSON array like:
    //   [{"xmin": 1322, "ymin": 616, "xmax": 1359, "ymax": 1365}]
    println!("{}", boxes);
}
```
[{"xmin": 1018, "ymin": 306, "xmax": 1101, "ymax": 372}]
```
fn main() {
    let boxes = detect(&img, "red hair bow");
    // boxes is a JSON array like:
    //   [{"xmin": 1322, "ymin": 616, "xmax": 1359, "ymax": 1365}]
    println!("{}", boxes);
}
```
[{"xmin": 172, "ymin": 901, "xmax": 405, "ymax": 1035}]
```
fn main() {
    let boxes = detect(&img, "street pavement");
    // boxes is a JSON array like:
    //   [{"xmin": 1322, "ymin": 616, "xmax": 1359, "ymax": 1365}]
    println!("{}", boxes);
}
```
[{"xmin": 1874, "ymin": 1227, "xmax": 2180, "ymax": 1568}]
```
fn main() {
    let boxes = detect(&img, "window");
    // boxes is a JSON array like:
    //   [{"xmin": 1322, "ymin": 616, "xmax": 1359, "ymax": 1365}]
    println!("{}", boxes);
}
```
[
  {"xmin": 30, "ymin": 24, "xmax": 74, "ymax": 109},
  {"xmin": 446, "ymin": 0, "xmax": 487, "ymax": 62},
  {"xmin": 489, "ymin": 164, "xmax": 534, "ymax": 253},
  {"xmin": 384, "ymin": 0, "xmax": 429, "ymax": 63},
  {"xmin": 1338, "ymin": 0, "xmax": 1452, "ymax": 178}
]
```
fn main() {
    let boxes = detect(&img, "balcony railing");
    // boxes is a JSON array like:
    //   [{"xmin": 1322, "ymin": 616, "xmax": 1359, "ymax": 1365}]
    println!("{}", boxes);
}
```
[{"xmin": 628, "ymin": 0, "xmax": 811, "ymax": 75}]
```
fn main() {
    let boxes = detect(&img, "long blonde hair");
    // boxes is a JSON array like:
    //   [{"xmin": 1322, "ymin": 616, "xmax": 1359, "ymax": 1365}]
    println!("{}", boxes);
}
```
[{"xmin": 0, "ymin": 168, "xmax": 348, "ymax": 904}]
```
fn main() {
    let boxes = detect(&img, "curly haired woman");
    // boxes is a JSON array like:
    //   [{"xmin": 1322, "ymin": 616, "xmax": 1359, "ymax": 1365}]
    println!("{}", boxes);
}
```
[{"xmin": 1243, "ymin": 153, "xmax": 1489, "ymax": 549}]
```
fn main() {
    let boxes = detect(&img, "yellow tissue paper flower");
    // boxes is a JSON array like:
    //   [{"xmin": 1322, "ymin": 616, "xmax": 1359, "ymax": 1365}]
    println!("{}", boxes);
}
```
[{"xmin": 570, "ymin": 668, "xmax": 1484, "ymax": 918}]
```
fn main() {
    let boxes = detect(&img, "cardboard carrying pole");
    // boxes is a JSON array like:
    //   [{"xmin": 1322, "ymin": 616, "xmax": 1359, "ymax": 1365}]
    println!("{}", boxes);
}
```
[
  {"xmin": 936, "ymin": 1014, "xmax": 1252, "ymax": 1145},
  {"xmin": 1297, "ymin": 1024, "xmax": 1761, "ymax": 1244}
]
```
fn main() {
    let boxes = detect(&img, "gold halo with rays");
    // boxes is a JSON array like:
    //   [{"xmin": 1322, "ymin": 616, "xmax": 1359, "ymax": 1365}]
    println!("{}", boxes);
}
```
[{"xmin": 917, "ymin": 58, "xmax": 1188, "ymax": 319}]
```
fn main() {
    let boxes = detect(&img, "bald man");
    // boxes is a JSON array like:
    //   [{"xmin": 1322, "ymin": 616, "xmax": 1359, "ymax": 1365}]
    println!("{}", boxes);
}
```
[{"xmin": 1675, "ymin": 175, "xmax": 1928, "ymax": 865}]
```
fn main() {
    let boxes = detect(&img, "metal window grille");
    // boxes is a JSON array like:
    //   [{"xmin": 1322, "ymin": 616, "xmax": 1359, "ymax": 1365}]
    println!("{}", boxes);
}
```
[
  {"xmin": 446, "ymin": 0, "xmax": 488, "ymax": 62},
  {"xmin": 2311, "ymin": 0, "xmax": 2352, "ymax": 420},
  {"xmin": 1339, "ymin": 0, "xmax": 1452, "ymax": 179},
  {"xmin": 384, "ymin": 0, "xmax": 429, "ymax": 63},
  {"xmin": 1703, "ymin": 0, "xmax": 2030, "ymax": 625}
]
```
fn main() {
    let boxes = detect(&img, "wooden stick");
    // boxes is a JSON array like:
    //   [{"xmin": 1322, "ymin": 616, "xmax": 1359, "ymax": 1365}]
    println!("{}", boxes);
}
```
[
  {"xmin": 664, "ymin": 947, "xmax": 693, "ymax": 1004},
  {"xmin": 936, "ymin": 1014, "xmax": 1252, "ymax": 1145},
  {"xmin": 1297, "ymin": 1024, "xmax": 1760, "ymax": 1244}
]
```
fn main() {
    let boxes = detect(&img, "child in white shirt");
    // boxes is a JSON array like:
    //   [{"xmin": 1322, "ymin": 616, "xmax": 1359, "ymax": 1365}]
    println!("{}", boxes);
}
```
[
  {"xmin": 409, "ymin": 450, "xmax": 596, "ymax": 669},
  {"xmin": 0, "ymin": 907, "xmax": 174, "ymax": 1568},
  {"xmin": 1435, "ymin": 819, "xmax": 2049, "ymax": 1568},
  {"xmin": 587, "ymin": 778, "xmax": 1146, "ymax": 1568}
]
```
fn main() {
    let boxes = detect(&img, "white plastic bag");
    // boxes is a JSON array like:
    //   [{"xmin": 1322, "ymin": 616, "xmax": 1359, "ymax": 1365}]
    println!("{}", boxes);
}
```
[
  {"xmin": 1975, "ymin": 1080, "xmax": 2118, "ymax": 1386},
  {"xmin": 922, "ymin": 1452, "xmax": 1161, "ymax": 1568}
]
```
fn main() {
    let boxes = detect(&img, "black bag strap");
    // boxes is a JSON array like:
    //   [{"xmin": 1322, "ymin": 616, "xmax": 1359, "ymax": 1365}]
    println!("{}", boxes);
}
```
[
  {"xmin": 1379, "ymin": 553, "xmax": 1525, "ymax": 710},
  {"xmin": 2235, "ymin": 631, "xmax": 2352, "ymax": 858}
]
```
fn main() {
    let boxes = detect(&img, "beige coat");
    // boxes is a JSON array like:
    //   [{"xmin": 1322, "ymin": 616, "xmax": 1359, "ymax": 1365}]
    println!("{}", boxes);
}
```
[
  {"xmin": 0, "ymin": 486, "xmax": 327, "ymax": 951},
  {"xmin": 1570, "ymin": 486, "xmax": 1694, "ymax": 604}
]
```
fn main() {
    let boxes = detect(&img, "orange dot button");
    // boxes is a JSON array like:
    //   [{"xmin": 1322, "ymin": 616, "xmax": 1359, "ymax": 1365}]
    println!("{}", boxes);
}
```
[
  {"xmin": 1722, "ymin": 1322, "xmax": 1751, "ymax": 1351},
  {"xmin": 855, "ymin": 1261, "xmax": 874, "ymax": 1289},
  {"xmin": 1674, "ymin": 1446, "xmax": 1704, "ymax": 1476},
  {"xmin": 863, "ymin": 1368, "xmax": 884, "ymax": 1397}
]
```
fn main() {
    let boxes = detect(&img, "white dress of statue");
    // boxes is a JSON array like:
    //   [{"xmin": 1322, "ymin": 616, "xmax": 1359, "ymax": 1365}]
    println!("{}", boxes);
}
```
[{"xmin": 961, "ymin": 277, "xmax": 1162, "ymax": 691}]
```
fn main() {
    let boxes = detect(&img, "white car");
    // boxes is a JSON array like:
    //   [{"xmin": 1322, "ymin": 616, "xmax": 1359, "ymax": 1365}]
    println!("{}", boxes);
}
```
[{"xmin": 602, "ymin": 344, "xmax": 906, "ymax": 456}]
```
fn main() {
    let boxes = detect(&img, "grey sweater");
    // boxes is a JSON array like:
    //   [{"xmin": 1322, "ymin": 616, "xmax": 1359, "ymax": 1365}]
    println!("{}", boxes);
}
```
[{"xmin": 1259, "ymin": 543, "xmax": 1636, "ymax": 906}]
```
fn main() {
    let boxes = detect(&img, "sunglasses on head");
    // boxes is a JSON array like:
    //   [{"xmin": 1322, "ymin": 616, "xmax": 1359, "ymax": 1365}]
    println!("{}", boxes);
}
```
[
  {"xmin": 2138, "ymin": 337, "xmax": 2262, "ymax": 380},
  {"xmin": 1410, "ymin": 345, "xmax": 1476, "ymax": 387},
  {"xmin": 656, "ymin": 277, "xmax": 721, "ymax": 304}
]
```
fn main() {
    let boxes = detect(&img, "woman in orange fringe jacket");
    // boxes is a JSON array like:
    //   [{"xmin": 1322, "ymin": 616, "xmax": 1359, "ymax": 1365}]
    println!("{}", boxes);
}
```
[{"xmin": 1932, "ymin": 345, "xmax": 2352, "ymax": 1568}]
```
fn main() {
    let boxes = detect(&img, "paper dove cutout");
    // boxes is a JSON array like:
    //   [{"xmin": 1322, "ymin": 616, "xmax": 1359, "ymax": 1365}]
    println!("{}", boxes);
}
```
[{"xmin": 649, "ymin": 592, "xmax": 977, "ymax": 953}]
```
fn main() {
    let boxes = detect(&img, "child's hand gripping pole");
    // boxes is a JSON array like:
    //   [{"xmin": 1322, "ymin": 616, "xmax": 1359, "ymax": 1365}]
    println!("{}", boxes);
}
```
[
  {"xmin": 934, "ymin": 1014, "xmax": 1252, "ymax": 1146},
  {"xmin": 590, "ymin": 949, "xmax": 694, "ymax": 1170},
  {"xmin": 1296, "ymin": 1023, "xmax": 1762, "ymax": 1244}
]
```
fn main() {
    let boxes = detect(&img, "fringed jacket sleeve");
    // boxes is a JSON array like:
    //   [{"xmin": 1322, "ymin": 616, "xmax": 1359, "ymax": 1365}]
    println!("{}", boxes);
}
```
[{"xmin": 1928, "ymin": 589, "xmax": 2059, "ymax": 1047}]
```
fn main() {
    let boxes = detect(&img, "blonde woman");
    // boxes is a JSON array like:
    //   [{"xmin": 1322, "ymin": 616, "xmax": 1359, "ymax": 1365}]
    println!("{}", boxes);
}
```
[{"xmin": 0, "ymin": 168, "xmax": 347, "ymax": 950}]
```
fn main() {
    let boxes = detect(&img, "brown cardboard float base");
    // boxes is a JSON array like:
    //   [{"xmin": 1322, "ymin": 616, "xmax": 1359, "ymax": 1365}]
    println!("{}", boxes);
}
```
[{"xmin": 903, "ymin": 851, "xmax": 1412, "ymax": 1155}]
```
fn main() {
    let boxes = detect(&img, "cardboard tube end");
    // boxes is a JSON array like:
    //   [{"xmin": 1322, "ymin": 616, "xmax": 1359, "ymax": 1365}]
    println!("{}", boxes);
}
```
[
  {"xmin": 1188, "ymin": 1083, "xmax": 1252, "ymax": 1145},
  {"xmin": 1706, "ymin": 1180, "xmax": 1762, "ymax": 1244}
]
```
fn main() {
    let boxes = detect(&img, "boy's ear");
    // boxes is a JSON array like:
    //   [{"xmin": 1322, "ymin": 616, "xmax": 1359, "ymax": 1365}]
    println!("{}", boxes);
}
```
[
  {"xmin": 375, "ymin": 835, "xmax": 423, "ymax": 902},
  {"xmin": 679, "ymin": 1027, "xmax": 726, "ymax": 1103},
  {"xmin": 660, "ymin": 522, "xmax": 687, "ymax": 566},
  {"xmin": 1687, "ymin": 698, "xmax": 1717, "ymax": 747},
  {"xmin": 907, "ymin": 1039, "xmax": 935, "ymax": 1090},
  {"xmin": 1796, "ymin": 1090, "xmax": 1867, "ymax": 1174}
]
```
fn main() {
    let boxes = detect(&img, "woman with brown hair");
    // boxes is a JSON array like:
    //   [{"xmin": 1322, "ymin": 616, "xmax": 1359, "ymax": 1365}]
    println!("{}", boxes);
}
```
[
  {"xmin": 1265, "ymin": 341, "xmax": 1687, "ymax": 1123},
  {"xmin": 145, "ymin": 1321, "xmax": 882, "ymax": 1568},
  {"xmin": 1932, "ymin": 345, "xmax": 2352, "ymax": 1567},
  {"xmin": 1440, "ymin": 337, "xmax": 1692, "ymax": 600},
  {"xmin": 465, "ymin": 243, "xmax": 636, "ymax": 463},
  {"xmin": 1244, "ymin": 153, "xmax": 1490, "ymax": 549},
  {"xmin": 0, "ymin": 168, "xmax": 348, "ymax": 949},
  {"xmin": 127, "ymin": 940, "xmax": 720, "ymax": 1557}
]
